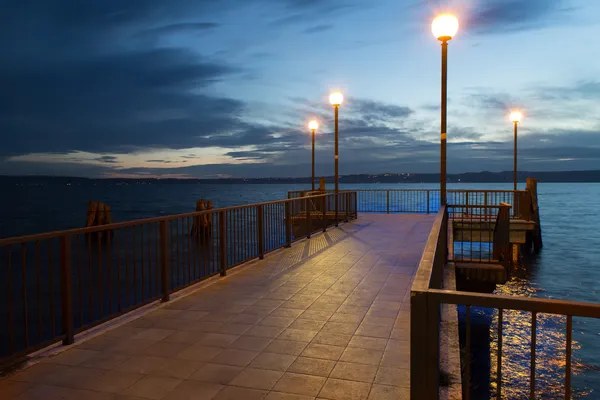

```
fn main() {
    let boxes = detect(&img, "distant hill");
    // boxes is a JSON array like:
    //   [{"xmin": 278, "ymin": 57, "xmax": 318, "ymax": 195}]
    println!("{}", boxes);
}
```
[{"xmin": 2, "ymin": 170, "xmax": 600, "ymax": 185}]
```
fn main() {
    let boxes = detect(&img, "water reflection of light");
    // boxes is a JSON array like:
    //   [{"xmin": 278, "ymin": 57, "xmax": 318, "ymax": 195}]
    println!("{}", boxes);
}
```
[{"xmin": 487, "ymin": 274, "xmax": 592, "ymax": 399}]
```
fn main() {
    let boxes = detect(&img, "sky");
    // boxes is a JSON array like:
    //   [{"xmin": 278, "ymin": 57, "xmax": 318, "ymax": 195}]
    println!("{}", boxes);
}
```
[{"xmin": 1, "ymin": 0, "xmax": 599, "ymax": 178}]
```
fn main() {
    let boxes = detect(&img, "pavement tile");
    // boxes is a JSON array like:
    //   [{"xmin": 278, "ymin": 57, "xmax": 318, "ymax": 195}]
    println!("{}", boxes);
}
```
[
  {"xmin": 190, "ymin": 363, "xmax": 243, "ymax": 385},
  {"xmin": 265, "ymin": 340, "xmax": 309, "ymax": 356},
  {"xmin": 123, "ymin": 375, "xmax": 182, "ymax": 399},
  {"xmin": 318, "ymin": 378, "xmax": 371, "ymax": 400},
  {"xmin": 374, "ymin": 366, "xmax": 409, "ymax": 387},
  {"xmin": 213, "ymin": 386, "xmax": 268, "ymax": 400},
  {"xmin": 339, "ymin": 347, "xmax": 383, "ymax": 366},
  {"xmin": 300, "ymin": 343, "xmax": 344, "ymax": 361},
  {"xmin": 163, "ymin": 380, "xmax": 223, "ymax": 400},
  {"xmin": 249, "ymin": 352, "xmax": 297, "ymax": 371},
  {"xmin": 329, "ymin": 362, "xmax": 377, "ymax": 383},
  {"xmin": 347, "ymin": 336, "xmax": 388, "ymax": 351},
  {"xmin": 210, "ymin": 349, "xmax": 260, "ymax": 367},
  {"xmin": 287, "ymin": 357, "xmax": 336, "ymax": 377},
  {"xmin": 230, "ymin": 368, "xmax": 283, "ymax": 390},
  {"xmin": 273, "ymin": 372, "xmax": 326, "ymax": 397},
  {"xmin": 230, "ymin": 335, "xmax": 273, "ymax": 352},
  {"xmin": 367, "ymin": 384, "xmax": 409, "ymax": 400},
  {"xmin": 278, "ymin": 329, "xmax": 318, "ymax": 343}
]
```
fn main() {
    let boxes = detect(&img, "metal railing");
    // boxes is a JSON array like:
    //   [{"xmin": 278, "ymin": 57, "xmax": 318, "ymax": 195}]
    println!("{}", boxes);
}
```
[
  {"xmin": 288, "ymin": 189, "xmax": 530, "ymax": 218},
  {"xmin": 448, "ymin": 203, "xmax": 511, "ymax": 265},
  {"xmin": 0, "ymin": 192, "xmax": 357, "ymax": 361},
  {"xmin": 411, "ymin": 207, "xmax": 600, "ymax": 399}
]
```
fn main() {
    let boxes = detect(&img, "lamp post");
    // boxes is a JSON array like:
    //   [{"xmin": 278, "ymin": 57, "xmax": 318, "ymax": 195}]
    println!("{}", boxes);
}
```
[
  {"xmin": 308, "ymin": 120, "xmax": 319, "ymax": 191},
  {"xmin": 432, "ymin": 14, "xmax": 459, "ymax": 206},
  {"xmin": 329, "ymin": 92, "xmax": 344, "ymax": 226},
  {"xmin": 509, "ymin": 111, "xmax": 523, "ymax": 191}
]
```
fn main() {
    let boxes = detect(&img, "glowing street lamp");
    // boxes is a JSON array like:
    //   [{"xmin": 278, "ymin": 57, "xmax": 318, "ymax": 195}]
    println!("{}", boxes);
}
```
[
  {"xmin": 329, "ymin": 92, "xmax": 343, "ymax": 226},
  {"xmin": 510, "ymin": 110, "xmax": 523, "ymax": 191},
  {"xmin": 432, "ymin": 13, "xmax": 459, "ymax": 205},
  {"xmin": 308, "ymin": 120, "xmax": 319, "ymax": 191}
]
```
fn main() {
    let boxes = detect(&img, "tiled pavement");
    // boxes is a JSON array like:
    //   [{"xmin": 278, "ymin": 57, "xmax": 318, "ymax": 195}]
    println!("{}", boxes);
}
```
[{"xmin": 1, "ymin": 214, "xmax": 435, "ymax": 400}]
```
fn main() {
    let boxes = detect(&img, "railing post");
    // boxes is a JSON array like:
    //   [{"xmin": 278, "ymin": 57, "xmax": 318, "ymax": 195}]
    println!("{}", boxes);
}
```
[
  {"xmin": 285, "ymin": 201, "xmax": 291, "ymax": 248},
  {"xmin": 484, "ymin": 191, "xmax": 488, "ymax": 207},
  {"xmin": 386, "ymin": 190, "xmax": 390, "ymax": 214},
  {"xmin": 345, "ymin": 193, "xmax": 350, "ymax": 222},
  {"xmin": 322, "ymin": 196, "xmax": 327, "ymax": 232},
  {"xmin": 160, "ymin": 220, "xmax": 169, "ymax": 302},
  {"xmin": 354, "ymin": 191, "xmax": 358, "ymax": 217},
  {"xmin": 258, "ymin": 205, "xmax": 265, "ymax": 259},
  {"xmin": 60, "ymin": 235, "xmax": 74, "ymax": 346},
  {"xmin": 335, "ymin": 191, "xmax": 339, "ymax": 227},
  {"xmin": 411, "ymin": 291, "xmax": 439, "ymax": 400},
  {"xmin": 219, "ymin": 211, "xmax": 227, "ymax": 276},
  {"xmin": 427, "ymin": 190, "xmax": 430, "ymax": 214},
  {"xmin": 305, "ymin": 197, "xmax": 311, "ymax": 239}
]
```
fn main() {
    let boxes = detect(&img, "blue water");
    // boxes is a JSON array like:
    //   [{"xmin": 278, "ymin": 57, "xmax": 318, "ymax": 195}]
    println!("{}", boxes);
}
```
[{"xmin": 1, "ymin": 181, "xmax": 599, "ymax": 397}]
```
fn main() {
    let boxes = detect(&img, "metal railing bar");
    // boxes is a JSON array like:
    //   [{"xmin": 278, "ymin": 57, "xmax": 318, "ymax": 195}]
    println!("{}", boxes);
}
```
[
  {"xmin": 466, "ymin": 304, "xmax": 471, "ymax": 400},
  {"xmin": 531, "ymin": 311, "xmax": 537, "ymax": 400},
  {"xmin": 566, "ymin": 315, "xmax": 572, "ymax": 400},
  {"xmin": 497, "ymin": 308, "xmax": 503, "ymax": 399},
  {"xmin": 425, "ymin": 289, "xmax": 600, "ymax": 318}
]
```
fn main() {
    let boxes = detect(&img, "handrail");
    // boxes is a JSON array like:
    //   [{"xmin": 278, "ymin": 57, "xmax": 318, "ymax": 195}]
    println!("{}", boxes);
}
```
[
  {"xmin": 447, "ymin": 204, "xmax": 504, "ymax": 209},
  {"xmin": 291, "ymin": 189, "xmax": 530, "ymax": 218},
  {"xmin": 411, "ymin": 206, "xmax": 448, "ymax": 399},
  {"xmin": 0, "ymin": 191, "xmax": 359, "ymax": 361},
  {"xmin": 0, "ymin": 193, "xmax": 337, "ymax": 245},
  {"xmin": 413, "ymin": 206, "xmax": 447, "ymax": 291},
  {"xmin": 426, "ymin": 289, "xmax": 600, "ymax": 318},
  {"xmin": 411, "ymin": 204, "xmax": 598, "ymax": 399},
  {"xmin": 290, "ymin": 189, "xmax": 528, "ymax": 194}
]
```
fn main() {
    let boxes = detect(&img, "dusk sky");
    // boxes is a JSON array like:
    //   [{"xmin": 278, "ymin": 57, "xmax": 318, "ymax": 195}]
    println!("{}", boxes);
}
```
[{"xmin": 1, "ymin": 0, "xmax": 599, "ymax": 178}]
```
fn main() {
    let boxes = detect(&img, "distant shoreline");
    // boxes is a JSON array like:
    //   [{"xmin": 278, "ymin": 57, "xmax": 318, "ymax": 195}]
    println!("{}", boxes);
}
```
[{"xmin": 3, "ymin": 170, "xmax": 600, "ymax": 184}]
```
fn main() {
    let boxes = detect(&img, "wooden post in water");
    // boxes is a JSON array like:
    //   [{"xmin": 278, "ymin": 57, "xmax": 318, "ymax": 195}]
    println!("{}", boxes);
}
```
[
  {"xmin": 191, "ymin": 200, "xmax": 213, "ymax": 241},
  {"xmin": 526, "ymin": 178, "xmax": 543, "ymax": 252},
  {"xmin": 85, "ymin": 201, "xmax": 114, "ymax": 239},
  {"xmin": 319, "ymin": 177, "xmax": 326, "ymax": 192}
]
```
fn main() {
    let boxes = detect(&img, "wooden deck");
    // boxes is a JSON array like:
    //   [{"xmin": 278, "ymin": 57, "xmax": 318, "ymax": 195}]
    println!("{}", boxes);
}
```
[{"xmin": 1, "ymin": 214, "xmax": 435, "ymax": 400}]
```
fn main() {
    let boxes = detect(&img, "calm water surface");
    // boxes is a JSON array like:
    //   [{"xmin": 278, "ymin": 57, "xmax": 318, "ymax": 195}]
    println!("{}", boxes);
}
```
[{"xmin": 1, "ymin": 181, "xmax": 599, "ymax": 397}]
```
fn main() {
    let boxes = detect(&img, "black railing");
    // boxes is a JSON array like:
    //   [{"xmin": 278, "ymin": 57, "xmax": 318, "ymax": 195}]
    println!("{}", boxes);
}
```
[
  {"xmin": 448, "ymin": 203, "xmax": 511, "ymax": 265},
  {"xmin": 288, "ymin": 189, "xmax": 530, "ymax": 218},
  {"xmin": 0, "ymin": 192, "xmax": 357, "ymax": 361},
  {"xmin": 411, "ymin": 207, "xmax": 600, "ymax": 400}
]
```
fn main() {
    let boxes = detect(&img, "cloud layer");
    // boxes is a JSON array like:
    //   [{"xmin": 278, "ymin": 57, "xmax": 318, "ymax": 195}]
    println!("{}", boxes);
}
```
[{"xmin": 0, "ymin": 0, "xmax": 598, "ymax": 178}]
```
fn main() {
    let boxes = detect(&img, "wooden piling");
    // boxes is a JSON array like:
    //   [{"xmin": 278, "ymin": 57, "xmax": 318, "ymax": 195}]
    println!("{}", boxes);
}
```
[
  {"xmin": 191, "ymin": 200, "xmax": 213, "ymax": 240},
  {"xmin": 85, "ymin": 201, "xmax": 114, "ymax": 240}
]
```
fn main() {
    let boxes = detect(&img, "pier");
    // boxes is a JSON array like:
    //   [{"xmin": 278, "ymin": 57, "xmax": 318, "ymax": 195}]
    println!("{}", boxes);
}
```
[{"xmin": 1, "ymin": 184, "xmax": 600, "ymax": 399}]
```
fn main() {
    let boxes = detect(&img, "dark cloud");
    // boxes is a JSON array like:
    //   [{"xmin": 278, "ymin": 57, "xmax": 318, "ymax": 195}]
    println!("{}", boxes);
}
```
[
  {"xmin": 532, "ymin": 81, "xmax": 600, "ymax": 101},
  {"xmin": 303, "ymin": 24, "xmax": 334, "ymax": 34},
  {"xmin": 0, "ymin": 49, "xmax": 245, "ymax": 156},
  {"xmin": 0, "ymin": 0, "xmax": 358, "ymax": 161},
  {"xmin": 349, "ymin": 99, "xmax": 413, "ymax": 121},
  {"xmin": 94, "ymin": 156, "xmax": 120, "ymax": 164},
  {"xmin": 140, "ymin": 22, "xmax": 220, "ymax": 37},
  {"xmin": 270, "ymin": 0, "xmax": 357, "ymax": 26},
  {"xmin": 469, "ymin": 0, "xmax": 572, "ymax": 34}
]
